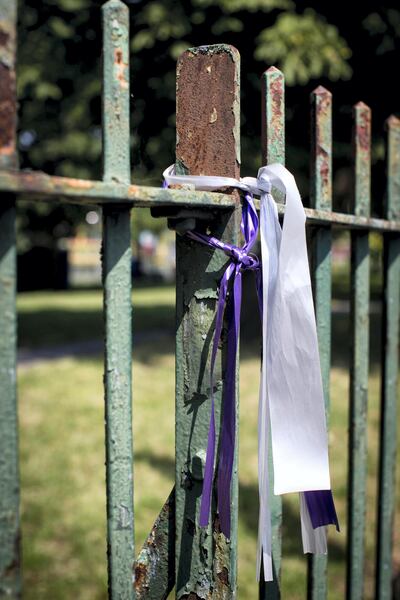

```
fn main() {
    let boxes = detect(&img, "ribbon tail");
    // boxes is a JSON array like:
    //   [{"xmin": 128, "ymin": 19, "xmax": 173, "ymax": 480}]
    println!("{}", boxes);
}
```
[
  {"xmin": 299, "ymin": 492, "xmax": 327, "ymax": 554},
  {"xmin": 256, "ymin": 192, "xmax": 275, "ymax": 582},
  {"xmin": 199, "ymin": 265, "xmax": 234, "ymax": 529},
  {"xmin": 304, "ymin": 490, "xmax": 340, "ymax": 532},
  {"xmin": 217, "ymin": 270, "xmax": 242, "ymax": 538},
  {"xmin": 256, "ymin": 375, "xmax": 273, "ymax": 581}
]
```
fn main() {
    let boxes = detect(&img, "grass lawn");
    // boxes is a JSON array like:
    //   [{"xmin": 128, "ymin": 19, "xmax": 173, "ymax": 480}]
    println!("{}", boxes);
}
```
[
  {"xmin": 17, "ymin": 285, "xmax": 176, "ymax": 348},
  {"xmin": 16, "ymin": 287, "xmax": 400, "ymax": 599}
]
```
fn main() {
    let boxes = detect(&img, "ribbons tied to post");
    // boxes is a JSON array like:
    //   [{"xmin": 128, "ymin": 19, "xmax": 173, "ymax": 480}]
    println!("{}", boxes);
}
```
[{"xmin": 163, "ymin": 163, "xmax": 339, "ymax": 581}]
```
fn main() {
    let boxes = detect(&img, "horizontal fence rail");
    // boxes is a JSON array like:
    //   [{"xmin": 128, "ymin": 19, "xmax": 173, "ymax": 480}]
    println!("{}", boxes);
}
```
[
  {"xmin": 1, "ymin": 171, "xmax": 400, "ymax": 232},
  {"xmin": 0, "ymin": 0, "xmax": 399, "ymax": 599}
]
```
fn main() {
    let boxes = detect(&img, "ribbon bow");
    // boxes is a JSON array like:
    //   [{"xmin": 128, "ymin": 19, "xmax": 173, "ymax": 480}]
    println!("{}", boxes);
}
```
[{"xmin": 163, "ymin": 163, "xmax": 339, "ymax": 582}]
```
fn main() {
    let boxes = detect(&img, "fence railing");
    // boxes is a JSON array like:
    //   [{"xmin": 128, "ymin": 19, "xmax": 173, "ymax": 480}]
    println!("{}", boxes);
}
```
[{"xmin": 0, "ymin": 1, "xmax": 399, "ymax": 599}]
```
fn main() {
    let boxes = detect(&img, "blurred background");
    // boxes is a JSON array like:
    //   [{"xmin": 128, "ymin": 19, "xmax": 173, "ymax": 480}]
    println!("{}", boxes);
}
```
[{"xmin": 15, "ymin": 0, "xmax": 400, "ymax": 598}]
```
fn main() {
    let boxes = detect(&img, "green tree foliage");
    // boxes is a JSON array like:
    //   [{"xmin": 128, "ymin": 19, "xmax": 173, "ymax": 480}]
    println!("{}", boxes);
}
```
[
  {"xmin": 16, "ymin": 1, "xmax": 400, "ymax": 249},
  {"xmin": 255, "ymin": 10, "xmax": 351, "ymax": 85}
]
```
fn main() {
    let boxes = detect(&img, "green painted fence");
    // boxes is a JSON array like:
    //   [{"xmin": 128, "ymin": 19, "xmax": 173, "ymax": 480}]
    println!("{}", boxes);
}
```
[{"xmin": 0, "ymin": 1, "xmax": 399, "ymax": 599}]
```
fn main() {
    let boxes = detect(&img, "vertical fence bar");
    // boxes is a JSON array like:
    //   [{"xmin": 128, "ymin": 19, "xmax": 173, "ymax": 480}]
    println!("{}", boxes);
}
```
[
  {"xmin": 0, "ymin": 1, "xmax": 21, "ymax": 597},
  {"xmin": 174, "ymin": 45, "xmax": 241, "ymax": 598},
  {"xmin": 259, "ymin": 66, "xmax": 284, "ymax": 599},
  {"xmin": 307, "ymin": 86, "xmax": 333, "ymax": 600},
  {"xmin": 347, "ymin": 102, "xmax": 371, "ymax": 600},
  {"xmin": 101, "ymin": 2, "xmax": 134, "ymax": 599},
  {"xmin": 375, "ymin": 116, "xmax": 400, "ymax": 600}
]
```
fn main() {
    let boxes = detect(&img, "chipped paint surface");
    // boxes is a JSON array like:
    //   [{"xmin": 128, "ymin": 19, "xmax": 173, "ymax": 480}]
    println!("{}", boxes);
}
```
[
  {"xmin": 376, "ymin": 116, "xmax": 400, "ymax": 599},
  {"xmin": 0, "ymin": 169, "xmax": 235, "ymax": 209},
  {"xmin": 175, "ymin": 45, "xmax": 240, "ymax": 599},
  {"xmin": 1, "ymin": 170, "xmax": 400, "ymax": 232},
  {"xmin": 102, "ymin": 0, "xmax": 130, "ymax": 184},
  {"xmin": 347, "ymin": 100, "xmax": 371, "ymax": 600},
  {"xmin": 261, "ymin": 67, "xmax": 284, "ymax": 166},
  {"xmin": 310, "ymin": 86, "xmax": 332, "ymax": 211},
  {"xmin": 134, "ymin": 490, "xmax": 175, "ymax": 599},
  {"xmin": 308, "ymin": 85, "xmax": 333, "ymax": 598},
  {"xmin": 114, "ymin": 48, "xmax": 128, "ymax": 90},
  {"xmin": 0, "ymin": 1, "xmax": 17, "ymax": 169},
  {"xmin": 353, "ymin": 102, "xmax": 371, "ymax": 218}
]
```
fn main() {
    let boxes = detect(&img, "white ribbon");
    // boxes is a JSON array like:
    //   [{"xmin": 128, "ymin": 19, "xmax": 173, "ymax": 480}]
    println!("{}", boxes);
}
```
[{"xmin": 163, "ymin": 163, "xmax": 332, "ymax": 580}]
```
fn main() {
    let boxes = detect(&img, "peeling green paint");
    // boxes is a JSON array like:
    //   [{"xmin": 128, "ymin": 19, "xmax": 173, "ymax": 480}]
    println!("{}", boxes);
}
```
[
  {"xmin": 0, "ymin": 1, "xmax": 20, "ymax": 597},
  {"xmin": 375, "ymin": 116, "xmax": 400, "ymax": 600},
  {"xmin": 347, "ymin": 102, "xmax": 371, "ymax": 600},
  {"xmin": 0, "ymin": 198, "xmax": 20, "ymax": 600},
  {"xmin": 134, "ymin": 489, "xmax": 175, "ymax": 599},
  {"xmin": 307, "ymin": 85, "xmax": 332, "ymax": 600},
  {"xmin": 102, "ymin": 2, "xmax": 134, "ymax": 599}
]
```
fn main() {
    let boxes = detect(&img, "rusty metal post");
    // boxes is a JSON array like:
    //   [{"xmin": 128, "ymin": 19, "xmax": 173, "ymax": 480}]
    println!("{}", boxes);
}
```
[
  {"xmin": 375, "ymin": 116, "xmax": 400, "ymax": 600},
  {"xmin": 174, "ymin": 45, "xmax": 241, "ymax": 598},
  {"xmin": 0, "ymin": 0, "xmax": 20, "ymax": 597},
  {"xmin": 307, "ymin": 85, "xmax": 333, "ymax": 600},
  {"xmin": 347, "ymin": 102, "xmax": 371, "ymax": 600}
]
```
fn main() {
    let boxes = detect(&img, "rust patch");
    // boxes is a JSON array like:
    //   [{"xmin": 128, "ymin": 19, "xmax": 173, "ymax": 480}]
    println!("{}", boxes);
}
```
[
  {"xmin": 57, "ymin": 176, "xmax": 93, "ymax": 190},
  {"xmin": 134, "ymin": 562, "xmax": 149, "ymax": 593},
  {"xmin": 357, "ymin": 120, "xmax": 370, "ymax": 152},
  {"xmin": 217, "ymin": 567, "xmax": 229, "ymax": 585},
  {"xmin": 0, "ymin": 28, "xmax": 9, "ymax": 47},
  {"xmin": 0, "ymin": 63, "xmax": 16, "ymax": 158},
  {"xmin": 270, "ymin": 76, "xmax": 283, "ymax": 120},
  {"xmin": 310, "ymin": 86, "xmax": 332, "ymax": 209},
  {"xmin": 114, "ymin": 48, "xmax": 128, "ymax": 89},
  {"xmin": 176, "ymin": 48, "xmax": 240, "ymax": 180},
  {"xmin": 134, "ymin": 489, "xmax": 175, "ymax": 598},
  {"xmin": 261, "ymin": 67, "xmax": 284, "ymax": 164}
]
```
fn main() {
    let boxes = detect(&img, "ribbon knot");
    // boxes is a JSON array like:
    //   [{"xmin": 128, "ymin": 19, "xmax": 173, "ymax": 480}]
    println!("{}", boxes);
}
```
[{"xmin": 229, "ymin": 246, "xmax": 259, "ymax": 270}]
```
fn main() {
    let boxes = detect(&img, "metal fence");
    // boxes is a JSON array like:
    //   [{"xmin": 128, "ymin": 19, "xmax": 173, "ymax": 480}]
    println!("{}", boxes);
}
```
[{"xmin": 0, "ymin": 1, "xmax": 399, "ymax": 598}]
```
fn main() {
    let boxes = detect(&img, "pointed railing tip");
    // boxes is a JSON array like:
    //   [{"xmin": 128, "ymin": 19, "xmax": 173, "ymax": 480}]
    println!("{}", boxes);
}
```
[
  {"xmin": 311, "ymin": 85, "xmax": 332, "ymax": 97},
  {"xmin": 354, "ymin": 101, "xmax": 371, "ymax": 112},
  {"xmin": 102, "ymin": 0, "xmax": 128, "ymax": 12},
  {"xmin": 184, "ymin": 44, "xmax": 240, "ymax": 61},
  {"xmin": 386, "ymin": 114, "xmax": 400, "ymax": 129},
  {"xmin": 263, "ymin": 66, "xmax": 284, "ymax": 78}
]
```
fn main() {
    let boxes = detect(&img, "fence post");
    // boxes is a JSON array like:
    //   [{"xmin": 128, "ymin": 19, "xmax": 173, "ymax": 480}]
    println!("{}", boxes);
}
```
[
  {"xmin": 101, "ymin": 2, "xmax": 134, "ymax": 599},
  {"xmin": 347, "ymin": 102, "xmax": 371, "ymax": 600},
  {"xmin": 307, "ymin": 86, "xmax": 333, "ymax": 599},
  {"xmin": 174, "ymin": 45, "xmax": 241, "ymax": 598},
  {"xmin": 0, "ymin": 1, "xmax": 21, "ymax": 597},
  {"xmin": 259, "ymin": 66, "xmax": 284, "ymax": 599},
  {"xmin": 376, "ymin": 116, "xmax": 400, "ymax": 600}
]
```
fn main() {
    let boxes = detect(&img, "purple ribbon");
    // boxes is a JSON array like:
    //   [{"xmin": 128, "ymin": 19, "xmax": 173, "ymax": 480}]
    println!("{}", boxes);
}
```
[
  {"xmin": 164, "ymin": 176, "xmax": 339, "ymax": 541},
  {"xmin": 305, "ymin": 490, "xmax": 340, "ymax": 531},
  {"xmin": 187, "ymin": 193, "xmax": 260, "ymax": 538}
]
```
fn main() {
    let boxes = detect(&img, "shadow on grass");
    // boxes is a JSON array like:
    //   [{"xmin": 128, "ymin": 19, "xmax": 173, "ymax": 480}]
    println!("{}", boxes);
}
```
[
  {"xmin": 18, "ymin": 304, "xmax": 175, "ymax": 349},
  {"xmin": 239, "ymin": 480, "xmax": 345, "ymax": 563}
]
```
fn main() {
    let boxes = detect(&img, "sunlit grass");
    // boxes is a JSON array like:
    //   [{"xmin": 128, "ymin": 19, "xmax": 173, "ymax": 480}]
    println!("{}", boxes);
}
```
[
  {"xmin": 19, "ymin": 355, "xmax": 396, "ymax": 599},
  {"xmin": 17, "ymin": 287, "xmax": 175, "ymax": 348},
  {"xmin": 17, "ymin": 287, "xmax": 400, "ymax": 599}
]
